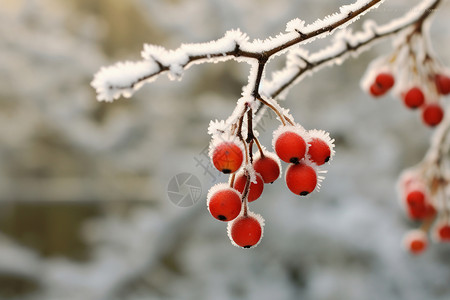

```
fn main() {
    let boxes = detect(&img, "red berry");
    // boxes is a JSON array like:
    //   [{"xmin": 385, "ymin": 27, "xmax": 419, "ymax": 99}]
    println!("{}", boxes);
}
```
[
  {"xmin": 422, "ymin": 103, "xmax": 444, "ymax": 127},
  {"xmin": 375, "ymin": 72, "xmax": 395, "ymax": 90},
  {"xmin": 403, "ymin": 230, "xmax": 427, "ymax": 255},
  {"xmin": 207, "ymin": 184, "xmax": 242, "ymax": 222},
  {"xmin": 211, "ymin": 141, "xmax": 244, "ymax": 174},
  {"xmin": 273, "ymin": 126, "xmax": 308, "ymax": 163},
  {"xmin": 405, "ymin": 189, "xmax": 425, "ymax": 206},
  {"xmin": 403, "ymin": 87, "xmax": 425, "ymax": 109},
  {"xmin": 405, "ymin": 190, "xmax": 427, "ymax": 220},
  {"xmin": 425, "ymin": 203, "xmax": 437, "ymax": 219},
  {"xmin": 435, "ymin": 223, "xmax": 450, "ymax": 242},
  {"xmin": 233, "ymin": 172, "xmax": 264, "ymax": 202},
  {"xmin": 409, "ymin": 239, "xmax": 427, "ymax": 254},
  {"xmin": 253, "ymin": 152, "xmax": 281, "ymax": 183},
  {"xmin": 228, "ymin": 212, "xmax": 264, "ymax": 248},
  {"xmin": 285, "ymin": 162, "xmax": 317, "ymax": 196},
  {"xmin": 308, "ymin": 138, "xmax": 331, "ymax": 166},
  {"xmin": 369, "ymin": 83, "xmax": 386, "ymax": 97},
  {"xmin": 435, "ymin": 74, "xmax": 450, "ymax": 95}
]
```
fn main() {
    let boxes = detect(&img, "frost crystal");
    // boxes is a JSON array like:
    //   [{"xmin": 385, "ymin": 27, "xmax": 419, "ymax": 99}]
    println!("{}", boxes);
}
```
[{"xmin": 91, "ymin": 60, "xmax": 159, "ymax": 102}]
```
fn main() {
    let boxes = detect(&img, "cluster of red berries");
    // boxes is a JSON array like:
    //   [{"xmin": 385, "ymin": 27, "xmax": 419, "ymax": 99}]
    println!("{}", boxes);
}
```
[
  {"xmin": 207, "ymin": 115, "xmax": 334, "ymax": 248},
  {"xmin": 367, "ymin": 70, "xmax": 449, "ymax": 127},
  {"xmin": 361, "ymin": 23, "xmax": 450, "ymax": 256},
  {"xmin": 398, "ymin": 170, "xmax": 450, "ymax": 255},
  {"xmin": 274, "ymin": 127, "xmax": 333, "ymax": 195},
  {"xmin": 363, "ymin": 27, "xmax": 450, "ymax": 127}
]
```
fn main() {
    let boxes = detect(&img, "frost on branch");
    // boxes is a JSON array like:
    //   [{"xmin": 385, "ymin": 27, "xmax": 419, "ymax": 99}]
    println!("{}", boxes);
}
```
[
  {"xmin": 92, "ymin": 0, "xmax": 385, "ymax": 102},
  {"xmin": 262, "ymin": 0, "xmax": 441, "ymax": 101},
  {"xmin": 92, "ymin": 29, "xmax": 250, "ymax": 102},
  {"xmin": 91, "ymin": 60, "xmax": 159, "ymax": 102}
]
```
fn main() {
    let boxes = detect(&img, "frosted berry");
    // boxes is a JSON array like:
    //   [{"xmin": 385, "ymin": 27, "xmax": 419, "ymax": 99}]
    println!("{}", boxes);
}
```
[
  {"xmin": 211, "ymin": 141, "xmax": 244, "ymax": 174},
  {"xmin": 253, "ymin": 152, "xmax": 281, "ymax": 183},
  {"xmin": 369, "ymin": 83, "xmax": 386, "ymax": 97},
  {"xmin": 368, "ymin": 72, "xmax": 394, "ymax": 97},
  {"xmin": 273, "ymin": 127, "xmax": 308, "ymax": 163},
  {"xmin": 375, "ymin": 72, "xmax": 395, "ymax": 90},
  {"xmin": 233, "ymin": 172, "xmax": 264, "ymax": 202},
  {"xmin": 425, "ymin": 203, "xmax": 437, "ymax": 219},
  {"xmin": 398, "ymin": 170, "xmax": 422, "ymax": 191},
  {"xmin": 422, "ymin": 103, "xmax": 444, "ymax": 127},
  {"xmin": 308, "ymin": 138, "xmax": 331, "ymax": 165},
  {"xmin": 405, "ymin": 189, "xmax": 427, "ymax": 220},
  {"xmin": 228, "ymin": 212, "xmax": 264, "ymax": 248},
  {"xmin": 207, "ymin": 185, "xmax": 242, "ymax": 222},
  {"xmin": 435, "ymin": 223, "xmax": 450, "ymax": 242},
  {"xmin": 435, "ymin": 74, "xmax": 450, "ymax": 95},
  {"xmin": 403, "ymin": 87, "xmax": 425, "ymax": 109},
  {"xmin": 403, "ymin": 230, "xmax": 427, "ymax": 255},
  {"xmin": 285, "ymin": 162, "xmax": 317, "ymax": 196}
]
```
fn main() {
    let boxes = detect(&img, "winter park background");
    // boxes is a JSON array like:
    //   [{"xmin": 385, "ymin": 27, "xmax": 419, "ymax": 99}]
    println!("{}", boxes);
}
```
[{"xmin": 1, "ymin": 0, "xmax": 450, "ymax": 299}]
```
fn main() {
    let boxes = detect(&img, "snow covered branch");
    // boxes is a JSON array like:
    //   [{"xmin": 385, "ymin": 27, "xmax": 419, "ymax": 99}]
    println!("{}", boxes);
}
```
[{"xmin": 92, "ymin": 0, "xmax": 385, "ymax": 102}]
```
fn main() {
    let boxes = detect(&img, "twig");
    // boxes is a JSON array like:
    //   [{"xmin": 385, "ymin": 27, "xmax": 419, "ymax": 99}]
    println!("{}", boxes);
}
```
[{"xmin": 92, "ymin": 0, "xmax": 385, "ymax": 102}]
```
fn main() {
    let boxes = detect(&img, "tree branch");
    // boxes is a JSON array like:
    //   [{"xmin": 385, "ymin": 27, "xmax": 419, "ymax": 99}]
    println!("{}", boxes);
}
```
[{"xmin": 92, "ymin": 0, "xmax": 385, "ymax": 102}]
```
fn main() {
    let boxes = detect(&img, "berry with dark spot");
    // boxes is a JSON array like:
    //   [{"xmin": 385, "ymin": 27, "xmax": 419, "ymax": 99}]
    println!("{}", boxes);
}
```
[
  {"xmin": 211, "ymin": 141, "xmax": 244, "ymax": 174},
  {"xmin": 207, "ymin": 184, "xmax": 242, "ymax": 222},
  {"xmin": 285, "ymin": 162, "xmax": 317, "ymax": 196},
  {"xmin": 228, "ymin": 212, "xmax": 264, "ymax": 248}
]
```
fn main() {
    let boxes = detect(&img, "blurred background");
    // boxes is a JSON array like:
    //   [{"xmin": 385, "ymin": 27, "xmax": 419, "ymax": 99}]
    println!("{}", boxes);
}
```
[{"xmin": 1, "ymin": 0, "xmax": 450, "ymax": 299}]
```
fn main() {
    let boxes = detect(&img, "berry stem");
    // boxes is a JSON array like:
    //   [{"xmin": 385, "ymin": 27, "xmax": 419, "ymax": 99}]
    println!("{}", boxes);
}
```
[
  {"xmin": 246, "ymin": 108, "xmax": 255, "ymax": 143},
  {"xmin": 284, "ymin": 114, "xmax": 295, "ymax": 126},
  {"xmin": 229, "ymin": 173, "xmax": 236, "ymax": 188},
  {"xmin": 254, "ymin": 137, "xmax": 265, "ymax": 158},
  {"xmin": 438, "ymin": 183, "xmax": 448, "ymax": 219},
  {"xmin": 248, "ymin": 139, "xmax": 254, "ymax": 164},
  {"xmin": 245, "ymin": 107, "xmax": 256, "ymax": 163},
  {"xmin": 256, "ymin": 96, "xmax": 287, "ymax": 126},
  {"xmin": 230, "ymin": 123, "xmax": 237, "ymax": 136},
  {"xmin": 251, "ymin": 61, "xmax": 267, "ymax": 100},
  {"xmin": 236, "ymin": 107, "xmax": 246, "ymax": 138},
  {"xmin": 241, "ymin": 170, "xmax": 251, "ymax": 217}
]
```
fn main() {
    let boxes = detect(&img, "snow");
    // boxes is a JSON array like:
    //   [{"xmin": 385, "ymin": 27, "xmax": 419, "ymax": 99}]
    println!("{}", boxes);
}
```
[
  {"xmin": 272, "ymin": 123, "xmax": 311, "ymax": 152},
  {"xmin": 243, "ymin": 163, "xmax": 258, "ymax": 185},
  {"xmin": 376, "ymin": 0, "xmax": 439, "ymax": 37},
  {"xmin": 286, "ymin": 18, "xmax": 306, "ymax": 33},
  {"xmin": 282, "ymin": 0, "xmax": 386, "ymax": 41},
  {"xmin": 92, "ymin": 60, "xmax": 160, "ymax": 102}
]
